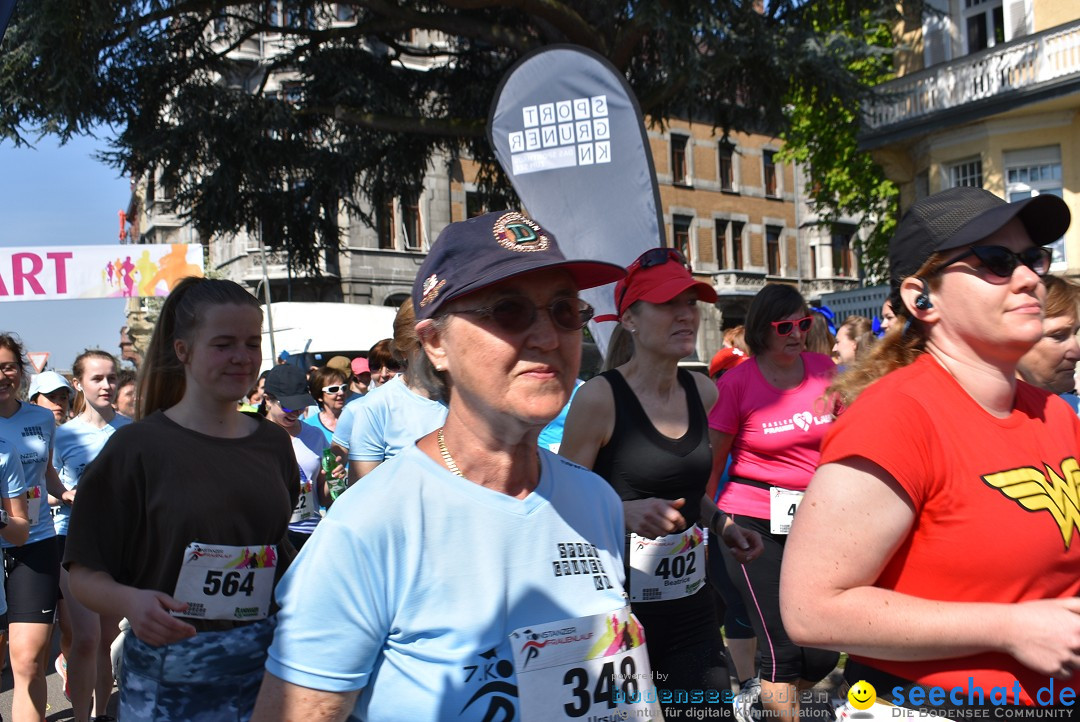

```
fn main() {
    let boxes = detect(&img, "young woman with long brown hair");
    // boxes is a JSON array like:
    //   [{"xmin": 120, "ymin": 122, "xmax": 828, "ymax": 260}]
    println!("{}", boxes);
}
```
[{"xmin": 64, "ymin": 278, "xmax": 299, "ymax": 720}]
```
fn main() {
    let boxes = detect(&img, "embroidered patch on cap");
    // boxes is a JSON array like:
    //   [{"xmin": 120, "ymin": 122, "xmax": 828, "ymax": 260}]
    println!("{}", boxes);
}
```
[
  {"xmin": 419, "ymin": 273, "xmax": 446, "ymax": 307},
  {"xmin": 492, "ymin": 212, "xmax": 550, "ymax": 253}
]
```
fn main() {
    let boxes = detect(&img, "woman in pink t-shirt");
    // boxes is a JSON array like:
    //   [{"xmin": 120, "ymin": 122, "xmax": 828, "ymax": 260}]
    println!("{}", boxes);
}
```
[{"xmin": 708, "ymin": 283, "xmax": 839, "ymax": 719}]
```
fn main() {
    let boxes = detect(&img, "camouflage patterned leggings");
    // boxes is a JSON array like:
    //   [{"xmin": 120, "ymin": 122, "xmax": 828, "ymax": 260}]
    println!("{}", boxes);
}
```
[{"xmin": 118, "ymin": 617, "xmax": 276, "ymax": 721}]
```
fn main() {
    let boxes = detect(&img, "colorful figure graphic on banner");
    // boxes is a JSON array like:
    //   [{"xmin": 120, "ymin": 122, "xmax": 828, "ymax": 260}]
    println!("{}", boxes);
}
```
[
  {"xmin": 145, "ymin": 244, "xmax": 202, "ymax": 293},
  {"xmin": 121, "ymin": 256, "xmax": 136, "ymax": 297},
  {"xmin": 135, "ymin": 250, "xmax": 160, "ymax": 296}
]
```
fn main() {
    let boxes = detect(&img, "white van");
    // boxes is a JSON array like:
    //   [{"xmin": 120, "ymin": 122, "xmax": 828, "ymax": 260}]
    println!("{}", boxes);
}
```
[{"xmin": 260, "ymin": 302, "xmax": 398, "ymax": 372}]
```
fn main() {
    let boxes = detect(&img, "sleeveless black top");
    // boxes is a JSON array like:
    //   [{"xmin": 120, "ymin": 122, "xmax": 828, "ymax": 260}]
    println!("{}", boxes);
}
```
[{"xmin": 593, "ymin": 368, "xmax": 713, "ymax": 529}]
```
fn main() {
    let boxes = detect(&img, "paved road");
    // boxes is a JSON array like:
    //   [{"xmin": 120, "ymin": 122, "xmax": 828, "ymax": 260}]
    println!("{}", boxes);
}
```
[{"xmin": 0, "ymin": 631, "xmax": 117, "ymax": 722}]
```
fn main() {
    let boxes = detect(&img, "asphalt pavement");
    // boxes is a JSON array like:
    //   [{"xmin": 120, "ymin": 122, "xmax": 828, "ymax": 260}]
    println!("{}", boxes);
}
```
[{"xmin": 0, "ymin": 630, "xmax": 117, "ymax": 722}]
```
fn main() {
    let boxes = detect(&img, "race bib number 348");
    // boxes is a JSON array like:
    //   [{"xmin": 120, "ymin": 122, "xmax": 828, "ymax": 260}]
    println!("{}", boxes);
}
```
[
  {"xmin": 172, "ymin": 542, "xmax": 277, "ymax": 621},
  {"xmin": 511, "ymin": 607, "xmax": 662, "ymax": 721}
]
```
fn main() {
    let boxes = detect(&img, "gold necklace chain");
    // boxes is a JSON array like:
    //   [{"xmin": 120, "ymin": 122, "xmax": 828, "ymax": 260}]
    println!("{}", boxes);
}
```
[{"xmin": 437, "ymin": 427, "xmax": 463, "ymax": 477}]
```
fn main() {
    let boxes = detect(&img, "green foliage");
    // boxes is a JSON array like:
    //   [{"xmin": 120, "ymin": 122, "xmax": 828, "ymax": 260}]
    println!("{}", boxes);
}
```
[
  {"xmin": 2, "ymin": 0, "xmax": 891, "ymax": 274},
  {"xmin": 778, "ymin": 5, "xmax": 899, "ymax": 284}
]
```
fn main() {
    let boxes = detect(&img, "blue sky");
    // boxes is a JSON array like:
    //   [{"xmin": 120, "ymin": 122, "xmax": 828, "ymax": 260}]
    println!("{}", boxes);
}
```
[{"xmin": 0, "ymin": 132, "xmax": 131, "ymax": 371}]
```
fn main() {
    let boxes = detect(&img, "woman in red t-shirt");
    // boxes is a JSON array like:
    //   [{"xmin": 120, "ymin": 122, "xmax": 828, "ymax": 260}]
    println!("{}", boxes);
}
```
[{"xmin": 782, "ymin": 187, "xmax": 1080, "ymax": 711}]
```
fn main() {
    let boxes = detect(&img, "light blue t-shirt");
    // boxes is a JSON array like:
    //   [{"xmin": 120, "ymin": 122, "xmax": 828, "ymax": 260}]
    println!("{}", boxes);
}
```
[
  {"xmin": 0, "ymin": 403, "xmax": 56, "ymax": 546},
  {"xmin": 266, "ymin": 445, "xmax": 628, "ymax": 721},
  {"xmin": 0, "ymin": 438, "xmax": 29, "ymax": 615},
  {"xmin": 329, "ymin": 395, "xmax": 368, "ymax": 450},
  {"xmin": 537, "ymin": 379, "xmax": 584, "ymax": 453},
  {"xmin": 302, "ymin": 411, "xmax": 334, "ymax": 446},
  {"xmin": 52, "ymin": 414, "xmax": 133, "ymax": 536},
  {"xmin": 347, "ymin": 375, "xmax": 447, "ymax": 463}
]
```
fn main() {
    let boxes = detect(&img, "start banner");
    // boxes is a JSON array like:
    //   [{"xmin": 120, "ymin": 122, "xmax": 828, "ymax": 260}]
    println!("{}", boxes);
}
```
[{"xmin": 0, "ymin": 244, "xmax": 204, "ymax": 302}]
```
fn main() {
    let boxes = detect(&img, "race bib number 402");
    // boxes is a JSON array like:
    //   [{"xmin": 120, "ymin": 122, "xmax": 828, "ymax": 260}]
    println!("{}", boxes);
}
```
[
  {"xmin": 511, "ymin": 607, "xmax": 662, "ymax": 721},
  {"xmin": 629, "ymin": 525, "xmax": 706, "ymax": 602},
  {"xmin": 172, "ymin": 542, "xmax": 277, "ymax": 621}
]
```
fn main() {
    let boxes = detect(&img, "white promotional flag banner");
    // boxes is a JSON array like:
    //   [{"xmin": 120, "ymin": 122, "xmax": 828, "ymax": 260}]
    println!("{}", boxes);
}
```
[
  {"xmin": 489, "ymin": 45, "xmax": 663, "ymax": 355},
  {"xmin": 0, "ymin": 243, "xmax": 204, "ymax": 302}
]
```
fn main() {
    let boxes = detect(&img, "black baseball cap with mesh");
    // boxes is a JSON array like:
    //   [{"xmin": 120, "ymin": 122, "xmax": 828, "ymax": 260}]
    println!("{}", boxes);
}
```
[{"xmin": 888, "ymin": 186, "xmax": 1071, "ymax": 292}]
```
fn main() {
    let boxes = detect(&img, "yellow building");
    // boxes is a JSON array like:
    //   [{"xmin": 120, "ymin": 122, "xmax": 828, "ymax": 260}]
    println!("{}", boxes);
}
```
[{"xmin": 864, "ymin": 1, "xmax": 1080, "ymax": 275}]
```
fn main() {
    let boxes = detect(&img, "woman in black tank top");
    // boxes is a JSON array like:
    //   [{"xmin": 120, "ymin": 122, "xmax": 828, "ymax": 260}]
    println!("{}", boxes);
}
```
[{"xmin": 561, "ymin": 248, "xmax": 762, "ymax": 719}]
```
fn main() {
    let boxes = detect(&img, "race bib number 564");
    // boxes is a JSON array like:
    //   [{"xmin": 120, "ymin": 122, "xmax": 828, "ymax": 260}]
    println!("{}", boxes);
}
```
[{"xmin": 172, "ymin": 542, "xmax": 277, "ymax": 621}]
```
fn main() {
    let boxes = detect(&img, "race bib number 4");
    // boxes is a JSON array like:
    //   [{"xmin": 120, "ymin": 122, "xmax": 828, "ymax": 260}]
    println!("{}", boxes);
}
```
[
  {"xmin": 26, "ymin": 486, "xmax": 42, "ymax": 526},
  {"xmin": 511, "ymin": 607, "xmax": 661, "ymax": 721},
  {"xmin": 769, "ymin": 487, "xmax": 804, "ymax": 535},
  {"xmin": 628, "ymin": 525, "xmax": 705, "ymax": 602},
  {"xmin": 172, "ymin": 543, "xmax": 277, "ymax": 621}
]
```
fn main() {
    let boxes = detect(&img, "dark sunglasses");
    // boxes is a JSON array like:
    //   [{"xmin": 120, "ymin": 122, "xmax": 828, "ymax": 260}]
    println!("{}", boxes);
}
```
[
  {"xmin": 617, "ymin": 248, "xmax": 690, "ymax": 312},
  {"xmin": 268, "ymin": 397, "xmax": 303, "ymax": 414},
  {"xmin": 939, "ymin": 245, "xmax": 1052, "ymax": 279},
  {"xmin": 447, "ymin": 296, "xmax": 594, "ymax": 333},
  {"xmin": 369, "ymin": 363, "xmax": 401, "ymax": 373},
  {"xmin": 771, "ymin": 316, "xmax": 813, "ymax": 336},
  {"xmin": 321, "ymin": 384, "xmax": 347, "ymax": 395}
]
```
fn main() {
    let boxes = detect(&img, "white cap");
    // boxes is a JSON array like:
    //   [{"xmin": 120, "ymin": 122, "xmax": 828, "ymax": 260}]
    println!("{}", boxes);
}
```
[{"xmin": 29, "ymin": 371, "xmax": 73, "ymax": 398}]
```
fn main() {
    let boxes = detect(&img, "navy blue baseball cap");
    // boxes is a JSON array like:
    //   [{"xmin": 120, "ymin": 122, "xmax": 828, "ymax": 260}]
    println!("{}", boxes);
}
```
[{"xmin": 412, "ymin": 210, "xmax": 626, "ymax": 320}]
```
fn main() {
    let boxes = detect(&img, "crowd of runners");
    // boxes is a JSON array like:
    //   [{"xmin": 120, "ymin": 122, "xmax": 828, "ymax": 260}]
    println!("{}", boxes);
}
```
[{"xmin": 0, "ymin": 191, "xmax": 1076, "ymax": 721}]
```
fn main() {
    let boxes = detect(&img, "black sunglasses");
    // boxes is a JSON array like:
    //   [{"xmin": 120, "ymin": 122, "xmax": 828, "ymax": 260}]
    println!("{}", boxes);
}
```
[
  {"xmin": 771, "ymin": 316, "xmax": 813, "ymax": 336},
  {"xmin": 447, "ymin": 296, "xmax": 594, "ymax": 333},
  {"xmin": 939, "ymin": 245, "xmax": 1052, "ymax": 279},
  {"xmin": 617, "ymin": 248, "xmax": 690, "ymax": 313},
  {"xmin": 267, "ymin": 396, "xmax": 303, "ymax": 415}
]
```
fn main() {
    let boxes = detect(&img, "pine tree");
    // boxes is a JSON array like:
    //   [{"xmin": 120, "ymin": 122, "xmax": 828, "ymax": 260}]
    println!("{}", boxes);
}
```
[{"xmin": 0, "ymin": 1, "xmax": 897, "ymax": 272}]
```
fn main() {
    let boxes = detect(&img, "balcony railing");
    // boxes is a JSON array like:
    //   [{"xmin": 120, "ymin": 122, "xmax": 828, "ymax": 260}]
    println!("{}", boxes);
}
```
[
  {"xmin": 802, "ymin": 278, "xmax": 861, "ymax": 298},
  {"xmin": 713, "ymin": 270, "xmax": 768, "ymax": 295},
  {"xmin": 864, "ymin": 19, "xmax": 1080, "ymax": 133}
]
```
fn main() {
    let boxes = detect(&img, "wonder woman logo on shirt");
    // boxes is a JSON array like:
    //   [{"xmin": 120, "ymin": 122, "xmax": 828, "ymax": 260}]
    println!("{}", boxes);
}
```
[{"xmin": 982, "ymin": 457, "xmax": 1080, "ymax": 550}]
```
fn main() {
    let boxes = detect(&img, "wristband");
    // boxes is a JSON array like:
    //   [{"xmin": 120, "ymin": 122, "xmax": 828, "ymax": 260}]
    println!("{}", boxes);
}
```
[{"xmin": 708, "ymin": 508, "xmax": 723, "ymax": 536}]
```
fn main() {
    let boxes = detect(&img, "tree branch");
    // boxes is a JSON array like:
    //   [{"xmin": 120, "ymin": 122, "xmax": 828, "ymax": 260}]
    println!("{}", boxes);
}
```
[
  {"xmin": 307, "ymin": 106, "xmax": 486, "ymax": 137},
  {"xmin": 611, "ymin": 18, "xmax": 649, "ymax": 71},
  {"xmin": 439, "ymin": 0, "xmax": 605, "ymax": 52}
]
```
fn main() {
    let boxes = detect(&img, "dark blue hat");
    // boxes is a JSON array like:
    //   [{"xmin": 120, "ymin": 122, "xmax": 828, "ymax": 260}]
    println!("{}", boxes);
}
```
[
  {"xmin": 264, "ymin": 364, "xmax": 316, "ymax": 411},
  {"xmin": 412, "ymin": 210, "xmax": 625, "ymax": 320}
]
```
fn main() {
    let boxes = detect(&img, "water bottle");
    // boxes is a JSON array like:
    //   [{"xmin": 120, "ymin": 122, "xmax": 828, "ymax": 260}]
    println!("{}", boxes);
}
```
[{"xmin": 323, "ymin": 448, "xmax": 348, "ymax": 500}]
